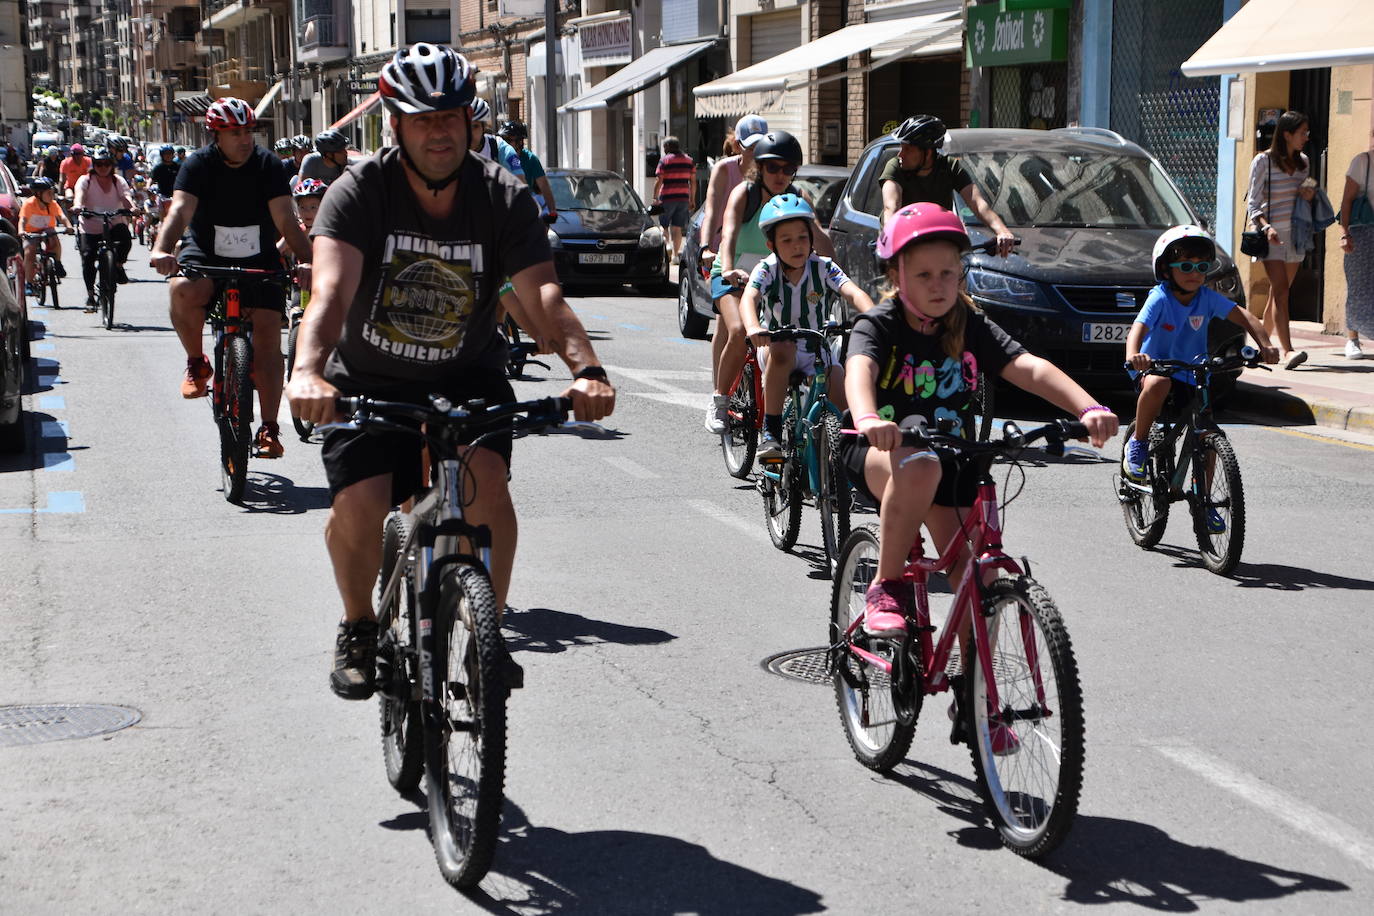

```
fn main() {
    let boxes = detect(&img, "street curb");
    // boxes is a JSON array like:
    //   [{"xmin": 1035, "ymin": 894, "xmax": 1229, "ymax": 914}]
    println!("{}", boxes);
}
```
[{"xmin": 1231, "ymin": 380, "xmax": 1374, "ymax": 435}]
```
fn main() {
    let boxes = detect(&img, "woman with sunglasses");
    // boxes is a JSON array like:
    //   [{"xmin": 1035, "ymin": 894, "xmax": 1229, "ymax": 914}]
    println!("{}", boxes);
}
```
[
  {"xmin": 72, "ymin": 146, "xmax": 136, "ymax": 311},
  {"xmin": 1122, "ymin": 226, "xmax": 1278, "ymax": 484},
  {"xmin": 708, "ymin": 130, "xmax": 834, "ymax": 435}
]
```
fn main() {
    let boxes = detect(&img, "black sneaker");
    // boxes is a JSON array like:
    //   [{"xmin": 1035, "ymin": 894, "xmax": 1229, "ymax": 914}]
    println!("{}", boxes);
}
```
[
  {"xmin": 116, "ymin": 265, "xmax": 129, "ymax": 284},
  {"xmin": 330, "ymin": 618, "xmax": 379, "ymax": 700}
]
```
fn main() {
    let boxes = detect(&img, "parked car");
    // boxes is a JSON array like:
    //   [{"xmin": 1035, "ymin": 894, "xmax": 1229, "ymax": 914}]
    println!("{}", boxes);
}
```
[
  {"xmin": 544, "ymin": 168, "xmax": 669, "ymax": 292},
  {"xmin": 826, "ymin": 127, "xmax": 1246, "ymax": 388},
  {"xmin": 1, "ymin": 231, "xmax": 27, "ymax": 452},
  {"xmin": 0, "ymin": 162, "xmax": 31, "ymax": 364},
  {"xmin": 677, "ymin": 164, "xmax": 853, "ymax": 339}
]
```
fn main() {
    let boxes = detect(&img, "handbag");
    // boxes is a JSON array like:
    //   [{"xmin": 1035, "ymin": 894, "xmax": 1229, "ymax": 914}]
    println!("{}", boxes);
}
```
[{"xmin": 1351, "ymin": 152, "xmax": 1374, "ymax": 228}]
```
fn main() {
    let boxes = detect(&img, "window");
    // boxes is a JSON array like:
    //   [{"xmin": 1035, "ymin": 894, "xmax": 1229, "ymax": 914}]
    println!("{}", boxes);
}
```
[
  {"xmin": 406, "ymin": 10, "xmax": 451, "ymax": 45},
  {"xmin": 854, "ymin": 144, "xmax": 899, "ymax": 216}
]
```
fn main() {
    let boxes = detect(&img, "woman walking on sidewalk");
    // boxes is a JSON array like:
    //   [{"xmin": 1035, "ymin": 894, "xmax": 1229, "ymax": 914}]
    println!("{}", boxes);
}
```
[
  {"xmin": 1247, "ymin": 110, "xmax": 1315, "ymax": 369},
  {"xmin": 1338, "ymin": 127, "xmax": 1374, "ymax": 360}
]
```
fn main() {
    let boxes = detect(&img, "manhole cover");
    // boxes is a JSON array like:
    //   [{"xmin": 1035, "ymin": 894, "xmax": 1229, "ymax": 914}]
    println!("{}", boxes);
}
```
[
  {"xmin": 762, "ymin": 648, "xmax": 833, "ymax": 685},
  {"xmin": 0, "ymin": 704, "xmax": 141, "ymax": 747}
]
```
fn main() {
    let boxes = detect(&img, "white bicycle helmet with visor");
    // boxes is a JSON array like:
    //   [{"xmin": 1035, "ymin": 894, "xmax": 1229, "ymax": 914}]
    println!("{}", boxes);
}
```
[
  {"xmin": 205, "ymin": 97, "xmax": 256, "ymax": 132},
  {"xmin": 1152, "ymin": 225, "xmax": 1216, "ymax": 282},
  {"xmin": 379, "ymin": 43, "xmax": 477, "ymax": 115}
]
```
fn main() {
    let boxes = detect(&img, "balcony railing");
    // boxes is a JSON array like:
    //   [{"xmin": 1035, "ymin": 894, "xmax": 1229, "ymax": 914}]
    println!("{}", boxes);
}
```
[{"xmin": 299, "ymin": 14, "xmax": 347, "ymax": 50}]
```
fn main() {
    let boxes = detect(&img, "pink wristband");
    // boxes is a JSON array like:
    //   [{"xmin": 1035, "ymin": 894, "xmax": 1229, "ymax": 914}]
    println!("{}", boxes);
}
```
[
  {"xmin": 855, "ymin": 412, "xmax": 880, "ymax": 423},
  {"xmin": 1078, "ymin": 405, "xmax": 1111, "ymax": 419}
]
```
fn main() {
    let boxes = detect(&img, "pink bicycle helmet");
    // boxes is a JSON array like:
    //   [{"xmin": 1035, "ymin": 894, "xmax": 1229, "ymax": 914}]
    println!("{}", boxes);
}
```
[
  {"xmin": 875, "ymin": 203, "xmax": 971, "ymax": 260},
  {"xmin": 70, "ymin": 143, "xmax": 85, "ymax": 154}
]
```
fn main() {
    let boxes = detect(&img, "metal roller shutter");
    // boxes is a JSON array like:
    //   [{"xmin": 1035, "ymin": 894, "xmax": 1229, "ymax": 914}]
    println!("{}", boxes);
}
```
[{"xmin": 749, "ymin": 9, "xmax": 807, "ymax": 142}]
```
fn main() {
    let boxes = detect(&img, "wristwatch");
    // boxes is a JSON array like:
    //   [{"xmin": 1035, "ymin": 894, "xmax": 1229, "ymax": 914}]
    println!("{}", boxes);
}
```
[{"xmin": 573, "ymin": 365, "xmax": 608, "ymax": 382}]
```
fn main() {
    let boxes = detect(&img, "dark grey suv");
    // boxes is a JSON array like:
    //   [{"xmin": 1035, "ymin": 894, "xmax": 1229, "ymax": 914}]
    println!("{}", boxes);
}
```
[{"xmin": 827, "ymin": 127, "xmax": 1245, "ymax": 387}]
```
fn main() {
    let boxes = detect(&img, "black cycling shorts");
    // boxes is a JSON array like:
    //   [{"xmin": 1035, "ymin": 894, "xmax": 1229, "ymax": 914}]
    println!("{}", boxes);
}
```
[
  {"xmin": 321, "ymin": 369, "xmax": 516, "ymax": 507},
  {"xmin": 840, "ymin": 437, "xmax": 979, "ymax": 509},
  {"xmin": 1136, "ymin": 376, "xmax": 1219, "ymax": 430},
  {"xmin": 178, "ymin": 243, "xmax": 287, "ymax": 314}
]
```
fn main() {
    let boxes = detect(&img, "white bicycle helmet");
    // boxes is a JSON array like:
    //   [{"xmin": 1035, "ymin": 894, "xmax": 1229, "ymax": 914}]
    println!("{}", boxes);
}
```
[
  {"xmin": 1152, "ymin": 225, "xmax": 1216, "ymax": 281},
  {"xmin": 470, "ymin": 98, "xmax": 492, "ymax": 124},
  {"xmin": 379, "ymin": 43, "xmax": 476, "ymax": 116}
]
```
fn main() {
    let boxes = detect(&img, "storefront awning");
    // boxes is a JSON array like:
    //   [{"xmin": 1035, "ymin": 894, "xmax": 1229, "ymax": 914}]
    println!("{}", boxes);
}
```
[
  {"xmin": 330, "ymin": 92, "xmax": 381, "ymax": 130},
  {"xmin": 561, "ymin": 40, "xmax": 715, "ymax": 112},
  {"xmin": 173, "ymin": 93, "xmax": 213, "ymax": 117},
  {"xmin": 253, "ymin": 80, "xmax": 284, "ymax": 119},
  {"xmin": 1181, "ymin": 0, "xmax": 1374, "ymax": 76},
  {"xmin": 693, "ymin": 11, "xmax": 962, "ymax": 117}
]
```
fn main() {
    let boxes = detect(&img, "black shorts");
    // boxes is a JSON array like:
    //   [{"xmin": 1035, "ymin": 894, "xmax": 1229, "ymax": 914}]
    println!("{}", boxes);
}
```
[
  {"xmin": 840, "ymin": 437, "xmax": 979, "ymax": 509},
  {"xmin": 321, "ymin": 370, "xmax": 516, "ymax": 507},
  {"xmin": 1136, "ymin": 376, "xmax": 1219, "ymax": 430},
  {"xmin": 178, "ymin": 243, "xmax": 287, "ymax": 314}
]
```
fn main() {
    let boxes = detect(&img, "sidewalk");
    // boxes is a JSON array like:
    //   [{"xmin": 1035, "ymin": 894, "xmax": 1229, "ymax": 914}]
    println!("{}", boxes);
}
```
[{"xmin": 1229, "ymin": 321, "xmax": 1374, "ymax": 434}]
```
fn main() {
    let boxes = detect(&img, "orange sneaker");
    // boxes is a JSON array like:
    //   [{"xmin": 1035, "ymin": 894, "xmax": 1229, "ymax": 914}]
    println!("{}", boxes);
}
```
[
  {"xmin": 254, "ymin": 424, "xmax": 284, "ymax": 459},
  {"xmin": 181, "ymin": 356, "xmax": 212, "ymax": 399}
]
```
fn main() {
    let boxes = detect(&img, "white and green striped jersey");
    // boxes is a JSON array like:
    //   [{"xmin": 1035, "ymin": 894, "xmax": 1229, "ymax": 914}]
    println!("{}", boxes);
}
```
[{"xmin": 748, "ymin": 253, "xmax": 852, "ymax": 336}]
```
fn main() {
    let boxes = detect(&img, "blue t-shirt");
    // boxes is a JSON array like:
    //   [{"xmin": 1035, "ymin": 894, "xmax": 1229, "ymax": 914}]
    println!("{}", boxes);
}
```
[{"xmin": 1132, "ymin": 283, "xmax": 1237, "ymax": 382}]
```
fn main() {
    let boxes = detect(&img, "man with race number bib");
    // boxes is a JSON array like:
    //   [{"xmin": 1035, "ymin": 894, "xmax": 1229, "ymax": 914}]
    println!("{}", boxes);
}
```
[
  {"xmin": 149, "ymin": 97, "xmax": 313, "ymax": 460},
  {"xmin": 285, "ymin": 43, "xmax": 615, "ymax": 701}
]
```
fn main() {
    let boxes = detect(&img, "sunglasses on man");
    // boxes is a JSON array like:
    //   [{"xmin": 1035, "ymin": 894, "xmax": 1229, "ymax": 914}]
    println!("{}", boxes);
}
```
[
  {"xmin": 762, "ymin": 161, "xmax": 798, "ymax": 176},
  {"xmin": 1167, "ymin": 260, "xmax": 1213, "ymax": 274}
]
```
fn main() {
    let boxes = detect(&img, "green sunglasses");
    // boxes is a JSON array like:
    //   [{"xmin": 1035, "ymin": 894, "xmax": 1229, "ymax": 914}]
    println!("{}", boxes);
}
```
[{"xmin": 1168, "ymin": 260, "xmax": 1213, "ymax": 274}]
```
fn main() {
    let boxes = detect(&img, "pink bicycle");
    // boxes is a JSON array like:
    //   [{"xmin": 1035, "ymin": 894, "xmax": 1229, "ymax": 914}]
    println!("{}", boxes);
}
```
[{"xmin": 829, "ymin": 419, "xmax": 1086, "ymax": 858}]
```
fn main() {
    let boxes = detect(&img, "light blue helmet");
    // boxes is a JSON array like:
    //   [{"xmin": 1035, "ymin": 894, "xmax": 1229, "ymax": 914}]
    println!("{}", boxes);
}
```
[{"xmin": 758, "ymin": 193, "xmax": 815, "ymax": 236}]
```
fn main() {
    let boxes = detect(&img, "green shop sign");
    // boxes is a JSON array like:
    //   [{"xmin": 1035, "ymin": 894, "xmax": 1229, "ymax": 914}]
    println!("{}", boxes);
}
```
[{"xmin": 966, "ymin": 5, "xmax": 1068, "ymax": 67}]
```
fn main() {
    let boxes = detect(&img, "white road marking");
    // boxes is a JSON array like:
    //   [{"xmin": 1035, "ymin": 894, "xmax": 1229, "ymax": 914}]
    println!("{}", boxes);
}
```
[
  {"xmin": 602, "ymin": 365, "xmax": 712, "ymax": 411},
  {"xmin": 603, "ymin": 456, "xmax": 659, "ymax": 479},
  {"xmin": 685, "ymin": 498, "xmax": 768, "ymax": 542},
  {"xmin": 1157, "ymin": 743, "xmax": 1374, "ymax": 872}
]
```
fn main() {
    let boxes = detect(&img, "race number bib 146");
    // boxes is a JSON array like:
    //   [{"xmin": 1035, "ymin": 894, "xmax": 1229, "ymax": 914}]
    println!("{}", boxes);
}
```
[{"xmin": 214, "ymin": 225, "xmax": 261, "ymax": 259}]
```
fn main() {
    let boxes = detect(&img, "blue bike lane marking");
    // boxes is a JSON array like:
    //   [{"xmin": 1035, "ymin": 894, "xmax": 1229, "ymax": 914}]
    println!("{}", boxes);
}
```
[{"xmin": 0, "ymin": 321, "xmax": 85, "ymax": 514}]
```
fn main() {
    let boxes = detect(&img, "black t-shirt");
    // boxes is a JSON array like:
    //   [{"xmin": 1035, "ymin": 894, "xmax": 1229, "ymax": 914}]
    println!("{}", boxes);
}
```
[
  {"xmin": 174, "ymin": 142, "xmax": 291, "ymax": 269},
  {"xmin": 879, "ymin": 154, "xmax": 974, "ymax": 209},
  {"xmin": 150, "ymin": 160, "xmax": 180, "ymax": 197},
  {"xmin": 282, "ymin": 158, "xmax": 299, "ymax": 180},
  {"xmin": 847, "ymin": 298, "xmax": 1025, "ymax": 438},
  {"xmin": 312, "ymin": 147, "xmax": 551, "ymax": 388}
]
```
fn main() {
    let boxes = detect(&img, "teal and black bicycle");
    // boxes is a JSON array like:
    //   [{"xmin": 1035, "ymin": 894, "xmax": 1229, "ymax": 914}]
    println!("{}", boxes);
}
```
[{"xmin": 757, "ymin": 324, "xmax": 851, "ymax": 575}]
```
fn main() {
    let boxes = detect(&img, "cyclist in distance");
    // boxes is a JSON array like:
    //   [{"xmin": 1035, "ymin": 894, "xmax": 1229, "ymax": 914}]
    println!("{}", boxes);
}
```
[
  {"xmin": 468, "ymin": 98, "xmax": 525, "ymax": 179},
  {"xmin": 297, "ymin": 129, "xmax": 350, "ymax": 185},
  {"xmin": 843, "ymin": 204, "xmax": 1117, "ymax": 635},
  {"xmin": 59, "ymin": 143, "xmax": 91, "ymax": 200},
  {"xmin": 880, "ymin": 115, "xmax": 1016, "ymax": 257},
  {"xmin": 285, "ymin": 43, "xmax": 615, "ymax": 701},
  {"xmin": 1122, "ymin": 225, "xmax": 1278, "ymax": 486},
  {"xmin": 19, "ymin": 177, "xmax": 73, "ymax": 293},
  {"xmin": 150, "ymin": 143, "xmax": 181, "ymax": 217},
  {"xmin": 274, "ymin": 137, "xmax": 299, "ymax": 180},
  {"xmin": 149, "ymin": 97, "xmax": 313, "ymax": 460},
  {"xmin": 72, "ymin": 146, "xmax": 136, "ymax": 307},
  {"xmin": 497, "ymin": 120, "xmax": 558, "ymax": 221}
]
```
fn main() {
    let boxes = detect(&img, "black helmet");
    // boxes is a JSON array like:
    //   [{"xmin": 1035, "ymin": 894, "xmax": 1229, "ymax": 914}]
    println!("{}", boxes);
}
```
[
  {"xmin": 751, "ymin": 130, "xmax": 803, "ymax": 167},
  {"xmin": 29, "ymin": 177, "xmax": 56, "ymax": 193},
  {"xmin": 314, "ymin": 128, "xmax": 347, "ymax": 153},
  {"xmin": 892, "ymin": 115, "xmax": 946, "ymax": 150},
  {"xmin": 497, "ymin": 120, "xmax": 528, "ymax": 141}
]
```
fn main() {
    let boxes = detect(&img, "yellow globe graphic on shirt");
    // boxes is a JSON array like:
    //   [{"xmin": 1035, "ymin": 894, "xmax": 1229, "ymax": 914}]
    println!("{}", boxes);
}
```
[{"xmin": 387, "ymin": 258, "xmax": 472, "ymax": 344}]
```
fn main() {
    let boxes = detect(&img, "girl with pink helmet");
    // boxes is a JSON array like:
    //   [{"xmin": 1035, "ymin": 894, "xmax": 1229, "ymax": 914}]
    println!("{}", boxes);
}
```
[{"xmin": 843, "ymin": 203, "xmax": 1120, "ymax": 636}]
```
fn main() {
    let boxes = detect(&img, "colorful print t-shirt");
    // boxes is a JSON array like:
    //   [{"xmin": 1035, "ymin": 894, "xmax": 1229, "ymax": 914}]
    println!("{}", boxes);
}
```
[
  {"xmin": 312, "ymin": 147, "xmax": 550, "ymax": 388},
  {"xmin": 847, "ymin": 298, "xmax": 1025, "ymax": 438}
]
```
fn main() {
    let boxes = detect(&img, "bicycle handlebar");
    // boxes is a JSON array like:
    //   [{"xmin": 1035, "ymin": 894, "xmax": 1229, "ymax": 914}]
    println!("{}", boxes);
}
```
[
  {"xmin": 177, "ymin": 264, "xmax": 294, "ymax": 284},
  {"xmin": 757, "ymin": 323, "xmax": 848, "ymax": 346},
  {"xmin": 77, "ymin": 208, "xmax": 133, "ymax": 219},
  {"xmin": 846, "ymin": 417, "xmax": 1089, "ymax": 457},
  {"xmin": 1129, "ymin": 345, "xmax": 1268, "ymax": 376},
  {"xmin": 329, "ymin": 394, "xmax": 576, "ymax": 440}
]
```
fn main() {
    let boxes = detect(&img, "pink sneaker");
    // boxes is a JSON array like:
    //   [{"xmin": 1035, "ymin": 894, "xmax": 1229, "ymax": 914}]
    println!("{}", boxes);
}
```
[
  {"xmin": 989, "ymin": 721, "xmax": 1021, "ymax": 756},
  {"xmin": 863, "ymin": 579, "xmax": 909, "ymax": 636}
]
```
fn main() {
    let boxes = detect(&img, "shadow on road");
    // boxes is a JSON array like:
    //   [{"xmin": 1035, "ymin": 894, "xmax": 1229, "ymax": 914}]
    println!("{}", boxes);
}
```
[
  {"xmin": 885, "ymin": 760, "xmax": 1349, "ymax": 909},
  {"xmin": 238, "ymin": 471, "xmax": 332, "ymax": 513},
  {"xmin": 502, "ymin": 606, "xmax": 674, "ymax": 654},
  {"xmin": 1151, "ymin": 543, "xmax": 1374, "ymax": 591}
]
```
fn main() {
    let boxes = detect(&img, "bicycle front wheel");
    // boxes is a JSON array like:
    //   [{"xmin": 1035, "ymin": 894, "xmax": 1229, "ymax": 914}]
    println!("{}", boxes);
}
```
[
  {"xmin": 965, "ymin": 577, "xmax": 1083, "ymax": 858},
  {"xmin": 286, "ymin": 318, "xmax": 314, "ymax": 441},
  {"xmin": 1194, "ymin": 433, "xmax": 1245, "ymax": 575},
  {"xmin": 35, "ymin": 263, "xmax": 49, "ymax": 308},
  {"xmin": 1119, "ymin": 421, "xmax": 1169, "ymax": 548},
  {"xmin": 218, "ymin": 334, "xmax": 253, "ymax": 504},
  {"xmin": 46, "ymin": 265, "xmax": 59, "ymax": 310},
  {"xmin": 762, "ymin": 394, "xmax": 803, "ymax": 550},
  {"xmin": 830, "ymin": 524, "xmax": 916, "ymax": 771},
  {"xmin": 425, "ymin": 564, "xmax": 507, "ymax": 889},
  {"xmin": 816, "ymin": 410, "xmax": 850, "ymax": 576},
  {"xmin": 972, "ymin": 370, "xmax": 995, "ymax": 442},
  {"xmin": 99, "ymin": 249, "xmax": 116, "ymax": 330},
  {"xmin": 378, "ymin": 512, "xmax": 424, "ymax": 791},
  {"xmin": 722, "ymin": 360, "xmax": 757, "ymax": 479}
]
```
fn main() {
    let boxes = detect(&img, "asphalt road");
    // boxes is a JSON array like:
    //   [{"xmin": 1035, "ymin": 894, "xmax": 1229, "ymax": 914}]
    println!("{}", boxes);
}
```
[{"xmin": 3, "ymin": 254, "xmax": 1373, "ymax": 913}]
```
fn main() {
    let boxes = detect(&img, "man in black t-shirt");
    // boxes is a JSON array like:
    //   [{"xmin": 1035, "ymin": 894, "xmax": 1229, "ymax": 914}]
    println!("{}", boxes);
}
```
[
  {"xmin": 285, "ymin": 43, "xmax": 615, "ymax": 702},
  {"xmin": 149, "ymin": 145, "xmax": 180, "ymax": 213},
  {"xmin": 879, "ymin": 114, "xmax": 1017, "ymax": 257},
  {"xmin": 149, "ymin": 97, "xmax": 312, "ymax": 460}
]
